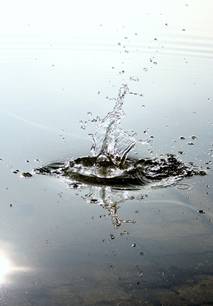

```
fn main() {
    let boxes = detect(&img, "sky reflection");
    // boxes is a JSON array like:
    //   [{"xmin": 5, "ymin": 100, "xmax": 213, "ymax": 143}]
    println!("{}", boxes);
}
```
[
  {"xmin": 0, "ymin": 253, "xmax": 12, "ymax": 284},
  {"xmin": 0, "ymin": 249, "xmax": 31, "ymax": 285}
]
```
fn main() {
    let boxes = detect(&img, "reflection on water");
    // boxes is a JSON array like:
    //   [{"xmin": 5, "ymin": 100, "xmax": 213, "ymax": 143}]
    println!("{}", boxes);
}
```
[
  {"xmin": 82, "ymin": 186, "xmax": 140, "ymax": 227},
  {"xmin": 0, "ymin": 252, "xmax": 12, "ymax": 284},
  {"xmin": 0, "ymin": 249, "xmax": 30, "ymax": 285}
]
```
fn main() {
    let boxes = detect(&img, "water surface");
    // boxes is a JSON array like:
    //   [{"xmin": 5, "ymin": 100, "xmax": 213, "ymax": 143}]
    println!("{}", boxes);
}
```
[{"xmin": 0, "ymin": 0, "xmax": 213, "ymax": 305}]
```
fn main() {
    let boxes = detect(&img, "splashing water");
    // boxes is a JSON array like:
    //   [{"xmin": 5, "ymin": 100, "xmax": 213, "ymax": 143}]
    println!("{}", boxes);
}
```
[
  {"xmin": 32, "ymin": 80, "xmax": 209, "ymax": 230},
  {"xmin": 35, "ymin": 84, "xmax": 207, "ymax": 188},
  {"xmin": 90, "ymin": 84, "xmax": 136, "ymax": 166}
]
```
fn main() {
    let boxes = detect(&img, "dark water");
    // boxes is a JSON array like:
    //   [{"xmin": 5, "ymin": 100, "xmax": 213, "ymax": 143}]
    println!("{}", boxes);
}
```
[{"xmin": 0, "ymin": 1, "xmax": 213, "ymax": 305}]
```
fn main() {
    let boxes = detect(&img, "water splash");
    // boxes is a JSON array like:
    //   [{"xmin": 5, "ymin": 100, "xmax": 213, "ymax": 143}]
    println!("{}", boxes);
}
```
[
  {"xmin": 33, "ymin": 84, "xmax": 208, "ymax": 229},
  {"xmin": 35, "ymin": 154, "xmax": 206, "ymax": 188},
  {"xmin": 35, "ymin": 84, "xmax": 207, "ymax": 188},
  {"xmin": 90, "ymin": 84, "xmax": 136, "ymax": 166}
]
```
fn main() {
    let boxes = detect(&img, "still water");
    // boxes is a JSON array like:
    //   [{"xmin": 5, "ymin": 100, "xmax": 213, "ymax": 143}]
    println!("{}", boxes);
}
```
[{"xmin": 0, "ymin": 0, "xmax": 213, "ymax": 305}]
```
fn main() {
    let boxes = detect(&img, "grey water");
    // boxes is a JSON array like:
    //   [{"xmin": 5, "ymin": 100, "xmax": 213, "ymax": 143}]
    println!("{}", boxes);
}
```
[{"xmin": 0, "ymin": 0, "xmax": 213, "ymax": 305}]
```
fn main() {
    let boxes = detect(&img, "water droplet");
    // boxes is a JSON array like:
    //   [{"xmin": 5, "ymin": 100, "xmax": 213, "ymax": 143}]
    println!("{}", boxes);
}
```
[
  {"xmin": 198, "ymin": 210, "xmax": 205, "ymax": 214},
  {"xmin": 21, "ymin": 172, "xmax": 32, "ymax": 178}
]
